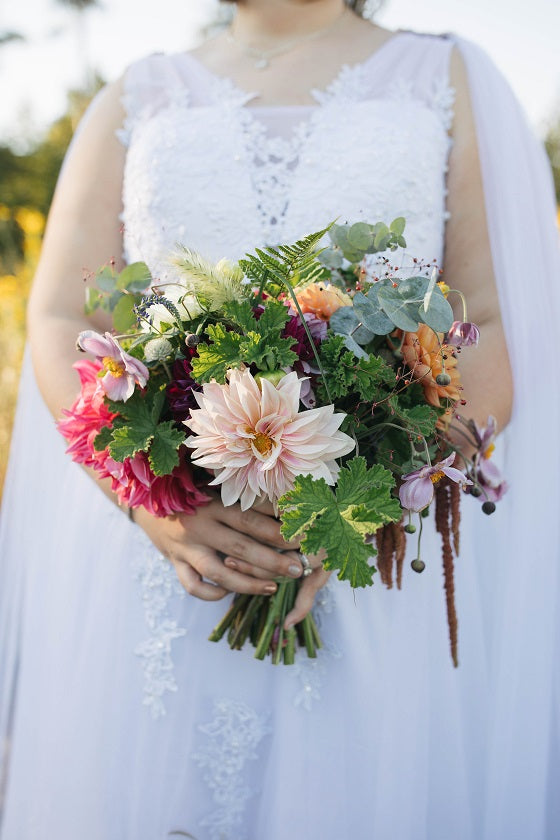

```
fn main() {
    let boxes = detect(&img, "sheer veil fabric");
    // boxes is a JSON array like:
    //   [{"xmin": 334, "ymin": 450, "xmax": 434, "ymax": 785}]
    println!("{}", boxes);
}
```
[{"xmin": 0, "ymin": 31, "xmax": 559, "ymax": 840}]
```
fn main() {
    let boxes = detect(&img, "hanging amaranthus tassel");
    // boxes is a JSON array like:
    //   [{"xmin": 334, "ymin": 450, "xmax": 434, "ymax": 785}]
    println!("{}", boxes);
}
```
[
  {"xmin": 375, "ymin": 523, "xmax": 394, "ymax": 588},
  {"xmin": 450, "ymin": 480, "xmax": 461, "ymax": 556},
  {"xmin": 393, "ymin": 521, "xmax": 406, "ymax": 590},
  {"xmin": 434, "ymin": 480, "xmax": 459, "ymax": 667}
]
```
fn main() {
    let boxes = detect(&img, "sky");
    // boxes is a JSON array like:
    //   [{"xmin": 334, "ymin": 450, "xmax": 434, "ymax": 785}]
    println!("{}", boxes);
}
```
[{"xmin": 1, "ymin": 0, "xmax": 559, "ymax": 146}]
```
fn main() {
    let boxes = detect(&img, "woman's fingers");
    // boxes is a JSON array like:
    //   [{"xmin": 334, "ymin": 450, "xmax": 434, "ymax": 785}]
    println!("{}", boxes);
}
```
[
  {"xmin": 284, "ymin": 568, "xmax": 332, "ymax": 629},
  {"xmin": 173, "ymin": 544, "xmax": 279, "ymax": 597},
  {"xmin": 169, "ymin": 553, "xmax": 229, "ymax": 601},
  {"xmin": 224, "ymin": 550, "xmax": 303, "ymax": 581},
  {"xmin": 207, "ymin": 520, "xmax": 303, "ymax": 579},
  {"xmin": 216, "ymin": 501, "xmax": 301, "ymax": 552}
]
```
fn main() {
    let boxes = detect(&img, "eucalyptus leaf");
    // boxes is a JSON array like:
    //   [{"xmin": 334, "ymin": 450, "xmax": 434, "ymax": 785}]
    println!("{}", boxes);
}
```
[
  {"xmin": 348, "ymin": 222, "xmax": 373, "ymax": 251},
  {"xmin": 329, "ymin": 306, "xmax": 374, "ymax": 345},
  {"xmin": 318, "ymin": 248, "xmax": 344, "ymax": 270},
  {"xmin": 112, "ymin": 294, "xmax": 138, "ymax": 332},
  {"xmin": 341, "ymin": 247, "xmax": 366, "ymax": 264},
  {"xmin": 418, "ymin": 289, "xmax": 454, "ymax": 332},
  {"xmin": 390, "ymin": 217, "xmax": 406, "ymax": 236},
  {"xmin": 341, "ymin": 335, "xmax": 369, "ymax": 359},
  {"xmin": 329, "ymin": 224, "xmax": 350, "ymax": 249},
  {"xmin": 376, "ymin": 284, "xmax": 420, "ymax": 332},
  {"xmin": 352, "ymin": 290, "xmax": 394, "ymax": 335},
  {"xmin": 116, "ymin": 262, "xmax": 152, "ymax": 293},
  {"xmin": 84, "ymin": 287, "xmax": 101, "ymax": 315},
  {"xmin": 422, "ymin": 268, "xmax": 438, "ymax": 313},
  {"xmin": 96, "ymin": 266, "xmax": 117, "ymax": 292}
]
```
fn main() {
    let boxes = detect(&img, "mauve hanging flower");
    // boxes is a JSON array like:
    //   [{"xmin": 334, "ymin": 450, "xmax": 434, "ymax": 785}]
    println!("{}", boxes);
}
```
[
  {"xmin": 473, "ymin": 416, "xmax": 508, "ymax": 502},
  {"xmin": 184, "ymin": 368, "xmax": 355, "ymax": 510},
  {"xmin": 77, "ymin": 330, "xmax": 149, "ymax": 402},
  {"xmin": 399, "ymin": 453, "xmax": 471, "ymax": 512},
  {"xmin": 446, "ymin": 320, "xmax": 480, "ymax": 347}
]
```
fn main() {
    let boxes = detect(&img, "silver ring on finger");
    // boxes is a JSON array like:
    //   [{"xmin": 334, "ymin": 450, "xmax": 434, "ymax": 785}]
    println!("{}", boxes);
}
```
[{"xmin": 300, "ymin": 553, "xmax": 313, "ymax": 577}]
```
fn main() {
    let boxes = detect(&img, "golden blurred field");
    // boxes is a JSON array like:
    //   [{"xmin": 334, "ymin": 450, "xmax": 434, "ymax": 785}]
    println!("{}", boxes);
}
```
[{"xmin": 0, "ymin": 206, "xmax": 44, "ymax": 495}]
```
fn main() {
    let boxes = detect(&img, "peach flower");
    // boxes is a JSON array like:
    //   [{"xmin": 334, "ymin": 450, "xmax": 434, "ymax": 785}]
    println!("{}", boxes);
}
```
[
  {"xmin": 294, "ymin": 282, "xmax": 352, "ymax": 322},
  {"xmin": 401, "ymin": 324, "xmax": 461, "ymax": 416}
]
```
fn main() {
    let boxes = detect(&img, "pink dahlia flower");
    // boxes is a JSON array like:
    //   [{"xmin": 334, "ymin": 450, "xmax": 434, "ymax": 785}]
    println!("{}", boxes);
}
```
[
  {"xmin": 399, "ymin": 453, "xmax": 471, "ymax": 512},
  {"xmin": 184, "ymin": 368, "xmax": 355, "ymax": 510},
  {"xmin": 58, "ymin": 359, "xmax": 118, "ymax": 472},
  {"xmin": 77, "ymin": 330, "xmax": 149, "ymax": 402},
  {"xmin": 105, "ymin": 450, "xmax": 210, "ymax": 518}
]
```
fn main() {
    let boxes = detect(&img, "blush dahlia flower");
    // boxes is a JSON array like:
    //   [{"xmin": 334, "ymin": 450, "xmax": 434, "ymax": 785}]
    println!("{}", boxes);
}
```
[
  {"xmin": 184, "ymin": 368, "xmax": 355, "ymax": 510},
  {"xmin": 77, "ymin": 330, "xmax": 149, "ymax": 402}
]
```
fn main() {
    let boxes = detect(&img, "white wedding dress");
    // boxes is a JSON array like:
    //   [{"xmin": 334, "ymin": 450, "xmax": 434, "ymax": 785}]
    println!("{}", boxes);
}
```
[{"xmin": 1, "ymin": 31, "xmax": 560, "ymax": 840}]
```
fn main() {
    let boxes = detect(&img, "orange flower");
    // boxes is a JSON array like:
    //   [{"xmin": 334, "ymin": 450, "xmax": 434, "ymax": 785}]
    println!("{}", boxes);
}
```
[
  {"xmin": 401, "ymin": 325, "xmax": 461, "ymax": 425},
  {"xmin": 295, "ymin": 282, "xmax": 352, "ymax": 322}
]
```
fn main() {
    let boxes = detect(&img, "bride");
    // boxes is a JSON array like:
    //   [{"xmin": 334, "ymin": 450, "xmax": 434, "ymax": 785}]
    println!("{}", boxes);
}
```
[{"xmin": 1, "ymin": 1, "xmax": 559, "ymax": 838}]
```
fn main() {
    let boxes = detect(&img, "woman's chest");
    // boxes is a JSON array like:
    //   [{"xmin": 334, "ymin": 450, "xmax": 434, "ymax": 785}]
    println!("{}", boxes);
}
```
[{"xmin": 122, "ymin": 96, "xmax": 451, "ymax": 273}]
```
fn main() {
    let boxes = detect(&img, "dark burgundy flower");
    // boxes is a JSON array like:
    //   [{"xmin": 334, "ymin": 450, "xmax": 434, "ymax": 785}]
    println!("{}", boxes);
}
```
[{"xmin": 167, "ymin": 351, "xmax": 201, "ymax": 422}]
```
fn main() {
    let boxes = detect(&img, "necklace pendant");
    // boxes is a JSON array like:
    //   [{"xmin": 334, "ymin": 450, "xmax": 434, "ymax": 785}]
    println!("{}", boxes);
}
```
[{"xmin": 255, "ymin": 57, "xmax": 269, "ymax": 70}]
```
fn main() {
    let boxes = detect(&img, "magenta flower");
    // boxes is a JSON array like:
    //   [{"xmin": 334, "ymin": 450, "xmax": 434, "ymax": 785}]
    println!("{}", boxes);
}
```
[
  {"xmin": 399, "ymin": 453, "xmax": 471, "ymax": 512},
  {"xmin": 77, "ymin": 330, "xmax": 149, "ymax": 401},
  {"xmin": 446, "ymin": 321, "xmax": 480, "ymax": 347}
]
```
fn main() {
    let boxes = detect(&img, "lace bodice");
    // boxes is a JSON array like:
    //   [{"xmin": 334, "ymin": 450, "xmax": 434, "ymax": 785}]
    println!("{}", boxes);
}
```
[{"xmin": 119, "ymin": 32, "xmax": 455, "ymax": 283}]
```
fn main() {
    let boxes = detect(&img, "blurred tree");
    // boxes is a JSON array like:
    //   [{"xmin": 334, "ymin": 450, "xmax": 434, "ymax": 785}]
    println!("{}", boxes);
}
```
[{"xmin": 0, "ymin": 80, "xmax": 103, "ymax": 274}]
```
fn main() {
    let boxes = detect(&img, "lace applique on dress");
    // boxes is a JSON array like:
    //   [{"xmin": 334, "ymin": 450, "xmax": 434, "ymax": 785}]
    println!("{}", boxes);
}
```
[
  {"xmin": 292, "ymin": 579, "xmax": 342, "ymax": 711},
  {"xmin": 385, "ymin": 77, "xmax": 456, "ymax": 133},
  {"xmin": 131, "ymin": 539, "xmax": 186, "ymax": 719},
  {"xmin": 192, "ymin": 699, "xmax": 271, "ymax": 840}
]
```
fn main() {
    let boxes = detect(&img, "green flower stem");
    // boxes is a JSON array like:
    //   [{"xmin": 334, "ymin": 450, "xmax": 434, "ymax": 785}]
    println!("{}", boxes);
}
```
[
  {"xmin": 208, "ymin": 593, "xmax": 251, "ymax": 642},
  {"xmin": 309, "ymin": 613, "xmax": 323, "ymax": 650},
  {"xmin": 283, "ymin": 627, "xmax": 297, "ymax": 665},
  {"xmin": 229, "ymin": 594, "xmax": 266, "ymax": 650},
  {"xmin": 254, "ymin": 580, "xmax": 288, "ymax": 661},
  {"xmin": 302, "ymin": 614, "xmax": 317, "ymax": 658},
  {"xmin": 272, "ymin": 578, "xmax": 298, "ymax": 665}
]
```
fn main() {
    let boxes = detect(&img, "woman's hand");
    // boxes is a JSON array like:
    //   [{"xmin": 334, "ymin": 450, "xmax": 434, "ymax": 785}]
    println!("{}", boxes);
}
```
[
  {"xmin": 133, "ymin": 495, "xmax": 304, "ymax": 601},
  {"xmin": 224, "ymin": 542, "xmax": 332, "ymax": 626}
]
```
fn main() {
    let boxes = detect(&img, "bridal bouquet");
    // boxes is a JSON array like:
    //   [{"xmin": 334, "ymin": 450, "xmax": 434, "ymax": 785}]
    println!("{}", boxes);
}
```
[{"xmin": 58, "ymin": 220, "xmax": 507, "ymax": 666}]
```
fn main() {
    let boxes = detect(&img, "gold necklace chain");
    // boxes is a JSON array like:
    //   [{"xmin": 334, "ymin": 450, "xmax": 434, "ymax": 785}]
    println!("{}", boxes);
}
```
[{"xmin": 226, "ymin": 7, "xmax": 348, "ymax": 70}]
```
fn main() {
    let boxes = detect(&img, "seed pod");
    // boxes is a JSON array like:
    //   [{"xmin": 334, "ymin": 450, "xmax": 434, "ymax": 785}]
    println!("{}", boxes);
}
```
[
  {"xmin": 482, "ymin": 501, "xmax": 496, "ymax": 515},
  {"xmin": 411, "ymin": 559, "xmax": 426, "ymax": 573},
  {"xmin": 436, "ymin": 372, "xmax": 451, "ymax": 386}
]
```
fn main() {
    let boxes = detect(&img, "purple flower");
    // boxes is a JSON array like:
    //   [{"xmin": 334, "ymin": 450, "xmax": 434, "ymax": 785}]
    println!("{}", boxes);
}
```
[
  {"xmin": 446, "ymin": 321, "xmax": 480, "ymax": 347},
  {"xmin": 399, "ymin": 453, "xmax": 471, "ymax": 512},
  {"xmin": 77, "ymin": 330, "xmax": 149, "ymax": 402},
  {"xmin": 472, "ymin": 416, "xmax": 508, "ymax": 502}
]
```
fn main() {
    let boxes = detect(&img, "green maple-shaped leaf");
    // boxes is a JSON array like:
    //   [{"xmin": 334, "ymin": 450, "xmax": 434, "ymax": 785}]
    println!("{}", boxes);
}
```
[
  {"xmin": 278, "ymin": 457, "xmax": 402, "ymax": 588},
  {"xmin": 191, "ymin": 324, "xmax": 243, "ymax": 383},
  {"xmin": 317, "ymin": 334, "xmax": 395, "ymax": 403},
  {"xmin": 387, "ymin": 397, "xmax": 439, "ymax": 439},
  {"xmin": 109, "ymin": 423, "xmax": 154, "ymax": 461},
  {"xmin": 149, "ymin": 421, "xmax": 185, "ymax": 475}
]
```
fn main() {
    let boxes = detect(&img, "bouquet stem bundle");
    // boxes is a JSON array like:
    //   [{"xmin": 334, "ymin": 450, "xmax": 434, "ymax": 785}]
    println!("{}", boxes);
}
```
[{"xmin": 208, "ymin": 578, "xmax": 321, "ymax": 664}]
